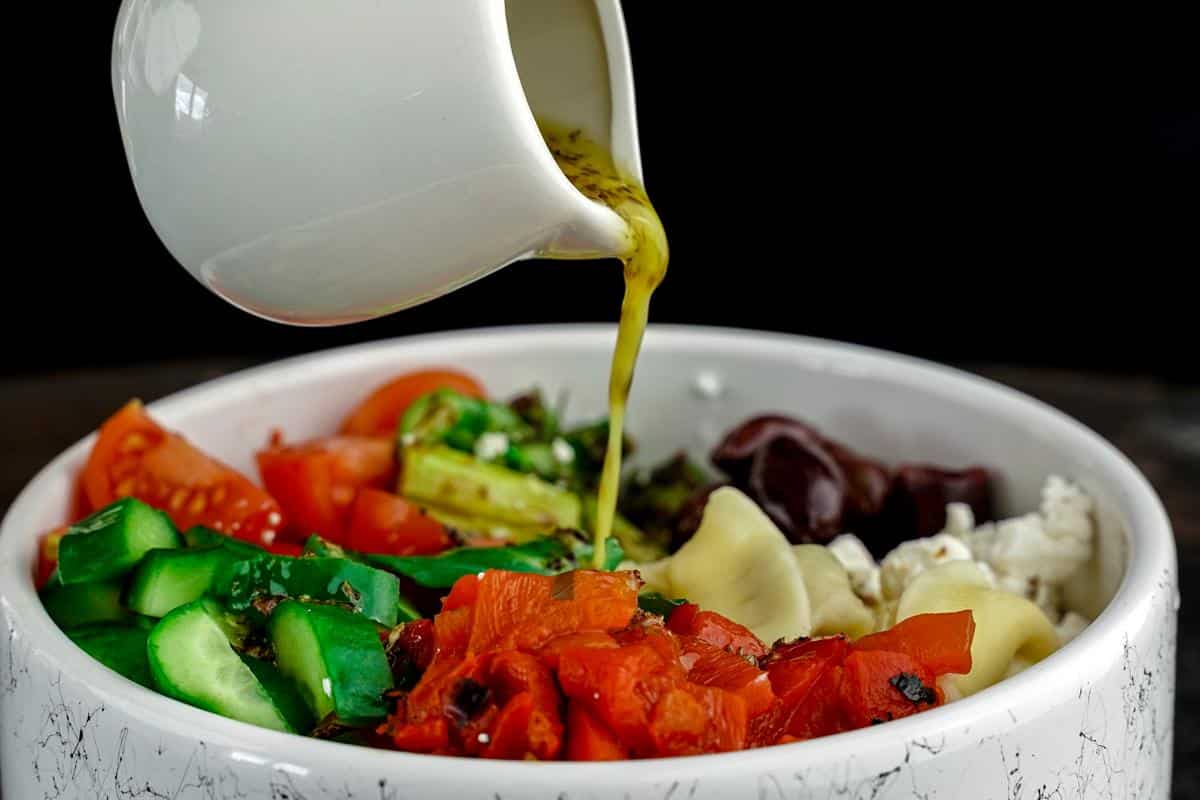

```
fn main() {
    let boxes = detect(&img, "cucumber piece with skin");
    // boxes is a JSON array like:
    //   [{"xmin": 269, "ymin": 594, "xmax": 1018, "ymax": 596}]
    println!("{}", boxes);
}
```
[
  {"xmin": 126, "ymin": 547, "xmax": 239, "ymax": 618},
  {"xmin": 268, "ymin": 600, "xmax": 393, "ymax": 724},
  {"xmin": 216, "ymin": 555, "xmax": 408, "ymax": 627},
  {"xmin": 58, "ymin": 497, "xmax": 181, "ymax": 584},
  {"xmin": 147, "ymin": 599, "xmax": 291, "ymax": 732},
  {"xmin": 240, "ymin": 654, "xmax": 316, "ymax": 733},
  {"xmin": 400, "ymin": 445, "xmax": 581, "ymax": 531},
  {"xmin": 184, "ymin": 525, "xmax": 264, "ymax": 557},
  {"xmin": 67, "ymin": 624, "xmax": 154, "ymax": 689},
  {"xmin": 40, "ymin": 579, "xmax": 130, "ymax": 628}
]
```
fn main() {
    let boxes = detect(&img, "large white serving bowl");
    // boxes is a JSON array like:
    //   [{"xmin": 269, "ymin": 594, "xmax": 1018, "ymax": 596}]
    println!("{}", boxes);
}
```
[{"xmin": 0, "ymin": 325, "xmax": 1177, "ymax": 799}]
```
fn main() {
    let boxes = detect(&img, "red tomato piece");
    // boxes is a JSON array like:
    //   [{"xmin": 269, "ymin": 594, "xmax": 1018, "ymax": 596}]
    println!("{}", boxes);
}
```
[
  {"xmin": 443, "ymin": 573, "xmax": 482, "ymax": 611},
  {"xmin": 256, "ymin": 435, "xmax": 395, "ymax": 542},
  {"xmin": 611, "ymin": 621, "xmax": 684, "ymax": 667},
  {"xmin": 852, "ymin": 611, "xmax": 975, "ymax": 676},
  {"xmin": 649, "ymin": 683, "xmax": 748, "ymax": 756},
  {"xmin": 346, "ymin": 488, "xmax": 452, "ymax": 555},
  {"xmin": 786, "ymin": 663, "xmax": 847, "ymax": 740},
  {"xmin": 537, "ymin": 631, "xmax": 619, "ymax": 671},
  {"xmin": 764, "ymin": 636, "xmax": 851, "ymax": 739},
  {"xmin": 467, "ymin": 570, "xmax": 639, "ymax": 655},
  {"xmin": 82, "ymin": 401, "xmax": 284, "ymax": 545},
  {"xmin": 667, "ymin": 604, "xmax": 768, "ymax": 659},
  {"xmin": 432, "ymin": 605, "xmax": 475, "ymax": 663},
  {"xmin": 340, "ymin": 369, "xmax": 486, "ymax": 437},
  {"xmin": 480, "ymin": 651, "xmax": 563, "ymax": 760},
  {"xmin": 677, "ymin": 635, "xmax": 776, "ymax": 718},
  {"xmin": 566, "ymin": 702, "xmax": 628, "ymax": 761},
  {"xmin": 556, "ymin": 640, "xmax": 671, "ymax": 756},
  {"xmin": 838, "ymin": 650, "xmax": 940, "ymax": 729},
  {"xmin": 389, "ymin": 655, "xmax": 483, "ymax": 753}
]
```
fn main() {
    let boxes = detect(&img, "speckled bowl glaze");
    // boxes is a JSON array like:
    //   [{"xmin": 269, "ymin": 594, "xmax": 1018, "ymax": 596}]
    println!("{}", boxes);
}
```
[{"xmin": 1, "ymin": 326, "xmax": 1177, "ymax": 799}]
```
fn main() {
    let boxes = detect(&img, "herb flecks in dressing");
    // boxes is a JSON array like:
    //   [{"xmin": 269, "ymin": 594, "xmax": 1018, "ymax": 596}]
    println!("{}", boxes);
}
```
[{"xmin": 541, "ymin": 124, "xmax": 669, "ymax": 567}]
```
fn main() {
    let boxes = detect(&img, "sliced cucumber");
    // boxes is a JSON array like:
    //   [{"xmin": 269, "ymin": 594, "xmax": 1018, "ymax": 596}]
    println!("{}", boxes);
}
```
[
  {"xmin": 240, "ymin": 654, "xmax": 316, "ymax": 734},
  {"xmin": 126, "ymin": 547, "xmax": 239, "ymax": 618},
  {"xmin": 400, "ymin": 445, "xmax": 582, "ymax": 531},
  {"xmin": 217, "ymin": 555, "xmax": 406, "ymax": 627},
  {"xmin": 58, "ymin": 498, "xmax": 181, "ymax": 584},
  {"xmin": 269, "ymin": 600, "xmax": 393, "ymax": 724},
  {"xmin": 40, "ymin": 579, "xmax": 130, "ymax": 628},
  {"xmin": 184, "ymin": 525, "xmax": 264, "ymax": 557},
  {"xmin": 147, "ymin": 598, "xmax": 291, "ymax": 732},
  {"xmin": 67, "ymin": 624, "xmax": 154, "ymax": 689}
]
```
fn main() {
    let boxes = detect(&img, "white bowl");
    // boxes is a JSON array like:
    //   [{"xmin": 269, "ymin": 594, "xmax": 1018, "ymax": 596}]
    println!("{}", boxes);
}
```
[{"xmin": 0, "ymin": 325, "xmax": 1177, "ymax": 799}]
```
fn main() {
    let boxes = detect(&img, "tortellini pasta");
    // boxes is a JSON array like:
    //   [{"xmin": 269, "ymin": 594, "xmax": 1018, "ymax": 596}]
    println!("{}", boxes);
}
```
[
  {"xmin": 654, "ymin": 487, "xmax": 811, "ymax": 644},
  {"xmin": 895, "ymin": 561, "xmax": 1058, "ymax": 696},
  {"xmin": 792, "ymin": 545, "xmax": 875, "ymax": 639},
  {"xmin": 635, "ymin": 487, "xmax": 873, "ymax": 644}
]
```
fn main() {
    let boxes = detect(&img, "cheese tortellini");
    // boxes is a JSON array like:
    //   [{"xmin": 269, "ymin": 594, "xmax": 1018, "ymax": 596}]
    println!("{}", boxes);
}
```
[
  {"xmin": 637, "ymin": 487, "xmax": 872, "ymax": 644},
  {"xmin": 895, "ymin": 561, "xmax": 1058, "ymax": 696},
  {"xmin": 792, "ymin": 544, "xmax": 875, "ymax": 639}
]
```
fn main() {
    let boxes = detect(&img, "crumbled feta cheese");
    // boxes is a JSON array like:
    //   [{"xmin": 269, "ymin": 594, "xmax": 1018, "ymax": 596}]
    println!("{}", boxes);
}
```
[
  {"xmin": 942, "ymin": 502, "xmax": 976, "ymax": 537},
  {"xmin": 474, "ymin": 432, "xmax": 509, "ymax": 461},
  {"xmin": 1055, "ymin": 611, "xmax": 1090, "ymax": 645},
  {"xmin": 1041, "ymin": 475, "xmax": 1094, "ymax": 549},
  {"xmin": 943, "ymin": 476, "xmax": 1094, "ymax": 622},
  {"xmin": 551, "ymin": 437, "xmax": 575, "ymax": 464},
  {"xmin": 958, "ymin": 476, "xmax": 1093, "ymax": 586},
  {"xmin": 827, "ymin": 534, "xmax": 883, "ymax": 605},
  {"xmin": 880, "ymin": 533, "xmax": 974, "ymax": 601}
]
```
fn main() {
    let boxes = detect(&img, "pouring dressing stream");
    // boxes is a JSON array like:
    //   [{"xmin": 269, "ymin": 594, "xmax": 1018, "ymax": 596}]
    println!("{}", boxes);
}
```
[{"xmin": 541, "ymin": 124, "xmax": 669, "ymax": 564}]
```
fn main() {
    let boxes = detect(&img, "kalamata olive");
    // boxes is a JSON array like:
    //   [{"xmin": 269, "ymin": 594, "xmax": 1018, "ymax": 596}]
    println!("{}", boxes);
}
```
[
  {"xmin": 710, "ymin": 415, "xmax": 992, "ymax": 553},
  {"xmin": 861, "ymin": 465, "xmax": 994, "ymax": 558},
  {"xmin": 820, "ymin": 440, "xmax": 892, "ymax": 522},
  {"xmin": 746, "ymin": 431, "xmax": 847, "ymax": 543},
  {"xmin": 711, "ymin": 415, "xmax": 826, "ymax": 483},
  {"xmin": 713, "ymin": 415, "xmax": 895, "ymax": 543}
]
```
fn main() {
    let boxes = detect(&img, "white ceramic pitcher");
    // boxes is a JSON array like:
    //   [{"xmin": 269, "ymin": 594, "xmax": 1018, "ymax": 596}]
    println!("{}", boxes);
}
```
[{"xmin": 112, "ymin": 0, "xmax": 641, "ymax": 324}]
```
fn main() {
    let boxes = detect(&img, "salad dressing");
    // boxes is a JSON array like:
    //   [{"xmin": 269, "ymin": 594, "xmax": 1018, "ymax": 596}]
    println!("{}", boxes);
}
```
[{"xmin": 541, "ymin": 124, "xmax": 669, "ymax": 566}]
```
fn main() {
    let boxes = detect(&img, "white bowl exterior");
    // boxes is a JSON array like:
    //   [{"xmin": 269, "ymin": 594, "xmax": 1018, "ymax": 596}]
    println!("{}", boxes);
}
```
[{"xmin": 0, "ymin": 326, "xmax": 1177, "ymax": 798}]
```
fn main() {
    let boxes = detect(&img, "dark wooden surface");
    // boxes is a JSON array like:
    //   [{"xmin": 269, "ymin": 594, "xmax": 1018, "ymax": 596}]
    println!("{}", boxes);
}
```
[{"xmin": 2, "ymin": 359, "xmax": 1196, "ymax": 795}]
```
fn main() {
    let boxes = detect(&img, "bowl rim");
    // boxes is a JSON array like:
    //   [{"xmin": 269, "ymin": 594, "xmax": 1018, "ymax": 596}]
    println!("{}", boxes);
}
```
[{"xmin": 0, "ymin": 323, "xmax": 1177, "ymax": 777}]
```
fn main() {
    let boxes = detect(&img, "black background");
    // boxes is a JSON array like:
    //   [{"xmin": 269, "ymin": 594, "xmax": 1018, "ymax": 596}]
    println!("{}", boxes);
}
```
[{"xmin": 4, "ymin": 6, "xmax": 1195, "ymax": 380}]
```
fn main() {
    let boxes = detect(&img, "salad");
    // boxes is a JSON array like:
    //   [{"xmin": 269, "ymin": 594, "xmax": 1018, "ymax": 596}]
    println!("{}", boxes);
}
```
[{"xmin": 34, "ymin": 369, "xmax": 1095, "ymax": 759}]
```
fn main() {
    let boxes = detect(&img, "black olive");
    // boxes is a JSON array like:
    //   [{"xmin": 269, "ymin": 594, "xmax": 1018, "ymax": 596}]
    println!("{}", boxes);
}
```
[
  {"xmin": 711, "ymin": 415, "xmax": 847, "ymax": 543},
  {"xmin": 859, "ymin": 465, "xmax": 994, "ymax": 558}
]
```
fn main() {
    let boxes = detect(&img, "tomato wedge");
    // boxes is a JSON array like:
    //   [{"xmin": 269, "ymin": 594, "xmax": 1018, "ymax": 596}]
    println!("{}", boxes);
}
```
[
  {"xmin": 256, "ymin": 435, "xmax": 395, "ymax": 542},
  {"xmin": 82, "ymin": 401, "xmax": 284, "ymax": 545},
  {"xmin": 340, "ymin": 369, "xmax": 486, "ymax": 438},
  {"xmin": 346, "ymin": 488, "xmax": 452, "ymax": 555}
]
